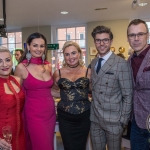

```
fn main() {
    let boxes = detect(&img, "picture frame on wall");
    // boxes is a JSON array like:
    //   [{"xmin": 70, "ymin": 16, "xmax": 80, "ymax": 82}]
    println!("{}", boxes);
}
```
[{"xmin": 90, "ymin": 47, "xmax": 97, "ymax": 56}]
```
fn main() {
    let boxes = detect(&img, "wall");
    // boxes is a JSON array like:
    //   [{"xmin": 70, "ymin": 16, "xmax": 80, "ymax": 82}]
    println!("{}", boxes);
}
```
[
  {"xmin": 87, "ymin": 19, "xmax": 130, "ymax": 64},
  {"xmin": 22, "ymin": 25, "xmax": 52, "ymax": 61}
]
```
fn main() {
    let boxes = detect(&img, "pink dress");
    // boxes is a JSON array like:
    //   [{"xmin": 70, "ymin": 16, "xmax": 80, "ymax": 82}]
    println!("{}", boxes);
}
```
[{"xmin": 22, "ymin": 69, "xmax": 56, "ymax": 150}]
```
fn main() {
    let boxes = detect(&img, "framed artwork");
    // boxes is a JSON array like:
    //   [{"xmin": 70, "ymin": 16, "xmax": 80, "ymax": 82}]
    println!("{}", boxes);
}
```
[{"xmin": 90, "ymin": 47, "xmax": 97, "ymax": 56}]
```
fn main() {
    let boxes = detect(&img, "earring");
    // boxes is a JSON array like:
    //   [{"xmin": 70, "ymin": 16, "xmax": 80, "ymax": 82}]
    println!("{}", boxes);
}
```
[
  {"xmin": 42, "ymin": 54, "xmax": 45, "ymax": 63},
  {"xmin": 26, "ymin": 50, "xmax": 32, "ymax": 62}
]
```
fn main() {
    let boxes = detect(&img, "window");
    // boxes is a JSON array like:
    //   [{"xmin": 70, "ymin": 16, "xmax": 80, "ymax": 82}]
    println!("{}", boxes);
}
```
[
  {"xmin": 0, "ymin": 32, "xmax": 22, "ymax": 66},
  {"xmin": 52, "ymin": 26, "xmax": 86, "ymax": 69}
]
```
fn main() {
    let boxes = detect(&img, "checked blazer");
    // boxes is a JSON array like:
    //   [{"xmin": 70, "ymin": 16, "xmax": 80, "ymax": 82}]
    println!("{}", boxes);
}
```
[{"xmin": 90, "ymin": 53, "xmax": 133, "ymax": 129}]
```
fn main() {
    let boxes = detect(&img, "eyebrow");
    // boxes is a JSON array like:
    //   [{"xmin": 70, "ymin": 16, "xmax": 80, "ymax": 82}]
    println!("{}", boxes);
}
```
[{"xmin": 0, "ymin": 57, "xmax": 11, "ymax": 60}]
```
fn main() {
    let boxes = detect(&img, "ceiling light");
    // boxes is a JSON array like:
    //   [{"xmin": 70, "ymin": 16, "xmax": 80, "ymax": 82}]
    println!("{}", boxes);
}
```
[
  {"xmin": 61, "ymin": 11, "xmax": 68, "ymax": 14},
  {"xmin": 138, "ymin": 2, "xmax": 148, "ymax": 6},
  {"xmin": 0, "ymin": 18, "xmax": 4, "ymax": 21},
  {"xmin": 95, "ymin": 8, "xmax": 107, "ymax": 11}
]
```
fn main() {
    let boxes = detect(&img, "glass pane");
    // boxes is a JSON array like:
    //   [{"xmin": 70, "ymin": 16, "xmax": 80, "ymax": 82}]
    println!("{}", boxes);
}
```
[
  {"xmin": 58, "ymin": 40, "xmax": 66, "ymax": 49},
  {"xmin": 16, "ymin": 43, "xmax": 22, "ymax": 49},
  {"xmin": 8, "ymin": 43, "xmax": 15, "ymax": 52},
  {"xmin": 67, "ymin": 28, "xmax": 75, "ymax": 40},
  {"xmin": 0, "ymin": 44, "xmax": 7, "ymax": 48},
  {"xmin": 16, "ymin": 32, "xmax": 22, "ymax": 43},
  {"xmin": 81, "ymin": 48, "xmax": 86, "ymax": 64},
  {"xmin": 75, "ymin": 40, "xmax": 85, "ymax": 49},
  {"xmin": 76, "ymin": 27, "xmax": 85, "ymax": 40},
  {"xmin": 57, "ymin": 28, "xmax": 66, "ymax": 40},
  {"xmin": 8, "ymin": 33, "xmax": 15, "ymax": 42},
  {"xmin": 0, "ymin": 37, "xmax": 7, "ymax": 45}
]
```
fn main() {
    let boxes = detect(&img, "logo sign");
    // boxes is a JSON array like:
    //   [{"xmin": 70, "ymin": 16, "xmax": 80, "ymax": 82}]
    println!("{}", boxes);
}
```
[
  {"xmin": 146, "ymin": 114, "xmax": 150, "ymax": 131},
  {"xmin": 47, "ymin": 44, "xmax": 59, "ymax": 50}
]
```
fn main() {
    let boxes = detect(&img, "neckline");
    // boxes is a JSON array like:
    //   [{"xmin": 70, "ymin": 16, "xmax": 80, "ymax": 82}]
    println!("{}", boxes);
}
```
[
  {"xmin": 27, "ymin": 71, "xmax": 52, "ymax": 82},
  {"xmin": 58, "ymin": 77, "xmax": 89, "ymax": 83}
]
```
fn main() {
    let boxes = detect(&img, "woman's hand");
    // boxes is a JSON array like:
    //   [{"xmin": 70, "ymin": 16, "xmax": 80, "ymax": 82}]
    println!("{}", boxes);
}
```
[{"xmin": 0, "ymin": 138, "xmax": 12, "ymax": 150}]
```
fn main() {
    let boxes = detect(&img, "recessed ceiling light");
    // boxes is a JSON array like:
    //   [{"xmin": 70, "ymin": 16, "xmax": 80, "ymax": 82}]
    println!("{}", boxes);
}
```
[
  {"xmin": 95, "ymin": 8, "xmax": 107, "ymax": 11},
  {"xmin": 138, "ymin": 2, "xmax": 148, "ymax": 6},
  {"xmin": 61, "ymin": 11, "xmax": 68, "ymax": 14}
]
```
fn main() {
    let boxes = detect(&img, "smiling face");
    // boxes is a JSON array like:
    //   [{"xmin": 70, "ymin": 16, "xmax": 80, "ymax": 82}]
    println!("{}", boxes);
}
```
[
  {"xmin": 0, "ymin": 52, "xmax": 13, "ymax": 78},
  {"xmin": 63, "ymin": 45, "xmax": 80, "ymax": 67},
  {"xmin": 94, "ymin": 33, "xmax": 113, "ymax": 57},
  {"xmin": 127, "ymin": 23, "xmax": 149, "ymax": 55},
  {"xmin": 27, "ymin": 38, "xmax": 45, "ymax": 58}
]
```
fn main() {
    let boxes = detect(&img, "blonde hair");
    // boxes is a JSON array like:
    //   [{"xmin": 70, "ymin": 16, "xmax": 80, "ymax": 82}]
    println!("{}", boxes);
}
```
[
  {"xmin": 0, "ymin": 46, "xmax": 11, "ymax": 54},
  {"xmin": 62, "ymin": 41, "xmax": 84, "ymax": 67}
]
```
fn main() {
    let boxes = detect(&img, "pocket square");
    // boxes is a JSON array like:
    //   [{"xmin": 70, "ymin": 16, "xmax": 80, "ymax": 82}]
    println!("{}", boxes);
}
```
[
  {"xmin": 143, "ymin": 66, "xmax": 150, "ymax": 72},
  {"xmin": 105, "ymin": 72, "xmax": 114, "ymax": 75}
]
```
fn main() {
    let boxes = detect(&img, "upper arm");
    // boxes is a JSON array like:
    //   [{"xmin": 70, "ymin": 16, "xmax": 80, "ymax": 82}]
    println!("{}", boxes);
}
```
[
  {"xmin": 14, "ymin": 63, "xmax": 27, "ymax": 84},
  {"xmin": 12, "ymin": 75, "xmax": 21, "ymax": 85},
  {"xmin": 52, "ymin": 70, "xmax": 60, "ymax": 90}
]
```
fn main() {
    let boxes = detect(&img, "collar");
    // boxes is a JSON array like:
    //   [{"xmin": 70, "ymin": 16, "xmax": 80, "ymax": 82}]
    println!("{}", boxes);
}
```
[
  {"xmin": 132, "ymin": 44, "xmax": 150, "ymax": 58},
  {"xmin": 99, "ymin": 50, "xmax": 112, "ymax": 61}
]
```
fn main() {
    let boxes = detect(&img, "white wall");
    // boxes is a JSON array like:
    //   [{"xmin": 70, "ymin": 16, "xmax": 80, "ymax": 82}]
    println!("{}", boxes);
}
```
[
  {"xmin": 22, "ymin": 25, "xmax": 52, "ymax": 61},
  {"xmin": 87, "ymin": 19, "xmax": 130, "ymax": 64}
]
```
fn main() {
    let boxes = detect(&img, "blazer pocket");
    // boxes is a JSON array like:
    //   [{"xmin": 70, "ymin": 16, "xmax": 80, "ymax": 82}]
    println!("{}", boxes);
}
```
[{"xmin": 105, "ymin": 72, "xmax": 114, "ymax": 75}]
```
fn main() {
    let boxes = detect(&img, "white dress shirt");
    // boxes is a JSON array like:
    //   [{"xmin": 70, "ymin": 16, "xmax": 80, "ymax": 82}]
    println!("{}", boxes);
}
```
[{"xmin": 95, "ymin": 50, "xmax": 112, "ymax": 69}]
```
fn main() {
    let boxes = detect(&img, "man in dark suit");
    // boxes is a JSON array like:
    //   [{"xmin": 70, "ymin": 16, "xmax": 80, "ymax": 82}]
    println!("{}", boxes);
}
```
[
  {"xmin": 90, "ymin": 25, "xmax": 133, "ymax": 150},
  {"xmin": 128, "ymin": 19, "xmax": 150, "ymax": 150}
]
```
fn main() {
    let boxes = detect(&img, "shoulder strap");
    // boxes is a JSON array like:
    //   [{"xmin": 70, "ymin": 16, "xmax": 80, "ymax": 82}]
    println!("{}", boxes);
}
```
[
  {"xmin": 85, "ymin": 68, "xmax": 88, "ymax": 77},
  {"xmin": 59, "ymin": 69, "xmax": 61, "ymax": 78},
  {"xmin": 21, "ymin": 63, "xmax": 29, "ymax": 72}
]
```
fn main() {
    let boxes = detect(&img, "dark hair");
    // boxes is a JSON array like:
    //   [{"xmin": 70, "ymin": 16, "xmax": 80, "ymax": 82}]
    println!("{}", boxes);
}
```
[
  {"xmin": 19, "ymin": 32, "xmax": 47, "ymax": 63},
  {"xmin": 127, "ymin": 19, "xmax": 149, "ymax": 34},
  {"xmin": 15, "ymin": 49, "xmax": 24, "ymax": 55},
  {"xmin": 91, "ymin": 25, "xmax": 113, "ymax": 40}
]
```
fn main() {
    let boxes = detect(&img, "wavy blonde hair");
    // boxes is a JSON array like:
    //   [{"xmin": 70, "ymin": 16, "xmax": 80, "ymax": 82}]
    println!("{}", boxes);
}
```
[
  {"xmin": 0, "ymin": 46, "xmax": 11, "ymax": 54},
  {"xmin": 62, "ymin": 41, "xmax": 84, "ymax": 67}
]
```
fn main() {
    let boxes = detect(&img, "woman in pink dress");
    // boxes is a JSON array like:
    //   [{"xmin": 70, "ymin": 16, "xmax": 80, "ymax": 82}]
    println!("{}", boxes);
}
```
[{"xmin": 15, "ymin": 33, "xmax": 59, "ymax": 150}]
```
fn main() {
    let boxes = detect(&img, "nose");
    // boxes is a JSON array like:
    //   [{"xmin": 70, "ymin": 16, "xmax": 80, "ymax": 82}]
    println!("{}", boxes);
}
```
[
  {"xmin": 2, "ymin": 61, "xmax": 7, "ymax": 67},
  {"xmin": 134, "ymin": 35, "xmax": 139, "ymax": 40}
]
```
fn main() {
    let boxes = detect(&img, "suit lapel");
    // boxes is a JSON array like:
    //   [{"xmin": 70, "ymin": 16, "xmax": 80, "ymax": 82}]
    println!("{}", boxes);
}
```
[
  {"xmin": 128, "ymin": 55, "xmax": 135, "ymax": 86},
  {"xmin": 92, "ymin": 53, "xmax": 116, "ymax": 87},
  {"xmin": 136, "ymin": 49, "xmax": 150, "ymax": 83}
]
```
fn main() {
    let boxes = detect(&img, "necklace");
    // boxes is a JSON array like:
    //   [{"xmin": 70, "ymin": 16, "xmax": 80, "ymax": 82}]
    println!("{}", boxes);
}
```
[{"xmin": 68, "ymin": 63, "xmax": 79, "ymax": 68}]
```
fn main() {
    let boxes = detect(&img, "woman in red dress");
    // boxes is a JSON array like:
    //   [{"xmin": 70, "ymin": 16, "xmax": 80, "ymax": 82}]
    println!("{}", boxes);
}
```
[{"xmin": 0, "ymin": 47, "xmax": 25, "ymax": 150}]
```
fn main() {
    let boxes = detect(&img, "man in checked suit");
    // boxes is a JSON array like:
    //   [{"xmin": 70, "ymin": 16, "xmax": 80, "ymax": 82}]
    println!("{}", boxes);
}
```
[
  {"xmin": 127, "ymin": 19, "xmax": 150, "ymax": 150},
  {"xmin": 90, "ymin": 25, "xmax": 133, "ymax": 150}
]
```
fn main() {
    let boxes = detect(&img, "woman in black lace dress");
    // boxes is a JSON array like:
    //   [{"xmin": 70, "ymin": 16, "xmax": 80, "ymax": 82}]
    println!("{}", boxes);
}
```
[{"xmin": 53, "ymin": 41, "xmax": 91, "ymax": 150}]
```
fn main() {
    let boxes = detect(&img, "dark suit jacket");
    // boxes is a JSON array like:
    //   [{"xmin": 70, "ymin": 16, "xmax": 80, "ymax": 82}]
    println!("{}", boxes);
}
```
[{"xmin": 128, "ymin": 48, "xmax": 150, "ymax": 129}]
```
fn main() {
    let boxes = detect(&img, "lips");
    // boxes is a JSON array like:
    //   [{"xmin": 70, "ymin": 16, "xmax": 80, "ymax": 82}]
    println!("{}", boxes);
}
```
[{"xmin": 2, "ymin": 68, "xmax": 9, "ymax": 71}]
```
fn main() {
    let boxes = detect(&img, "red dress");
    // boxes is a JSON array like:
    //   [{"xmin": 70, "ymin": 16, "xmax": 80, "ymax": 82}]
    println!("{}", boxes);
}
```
[{"xmin": 0, "ymin": 76, "xmax": 26, "ymax": 150}]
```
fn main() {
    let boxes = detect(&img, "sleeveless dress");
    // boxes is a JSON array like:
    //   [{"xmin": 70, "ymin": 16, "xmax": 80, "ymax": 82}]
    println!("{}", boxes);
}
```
[
  {"xmin": 22, "ymin": 68, "xmax": 56, "ymax": 150},
  {"xmin": 0, "ymin": 76, "xmax": 26, "ymax": 150}
]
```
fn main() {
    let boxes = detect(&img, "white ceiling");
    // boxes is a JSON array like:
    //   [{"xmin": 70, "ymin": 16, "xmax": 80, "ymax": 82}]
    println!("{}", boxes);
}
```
[{"xmin": 0, "ymin": 0, "xmax": 150, "ymax": 31}]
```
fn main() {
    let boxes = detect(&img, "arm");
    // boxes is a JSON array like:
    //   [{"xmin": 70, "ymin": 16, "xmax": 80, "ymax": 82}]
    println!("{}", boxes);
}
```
[
  {"xmin": 119, "ymin": 61, "xmax": 133, "ymax": 125},
  {"xmin": 14, "ymin": 63, "xmax": 27, "ymax": 85},
  {"xmin": 51, "ymin": 70, "xmax": 60, "ymax": 98}
]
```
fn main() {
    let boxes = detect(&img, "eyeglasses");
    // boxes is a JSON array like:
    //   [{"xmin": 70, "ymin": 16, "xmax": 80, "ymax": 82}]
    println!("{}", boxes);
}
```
[
  {"xmin": 95, "ymin": 38, "xmax": 110, "ymax": 44},
  {"xmin": 128, "ymin": 32, "xmax": 148, "ymax": 40}
]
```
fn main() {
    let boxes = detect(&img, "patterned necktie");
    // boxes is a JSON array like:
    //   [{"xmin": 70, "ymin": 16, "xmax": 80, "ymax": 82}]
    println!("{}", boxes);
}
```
[{"xmin": 96, "ymin": 58, "xmax": 103, "ymax": 74}]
